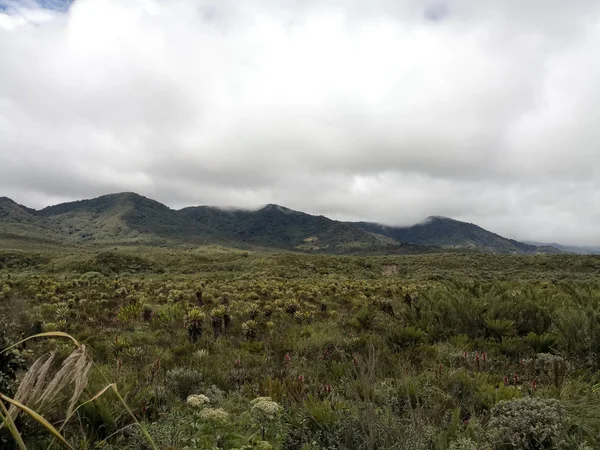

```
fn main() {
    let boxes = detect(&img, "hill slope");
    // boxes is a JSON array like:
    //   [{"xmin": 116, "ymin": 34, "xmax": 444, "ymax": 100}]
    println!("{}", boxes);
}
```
[
  {"xmin": 0, "ymin": 193, "xmax": 403, "ymax": 252},
  {"xmin": 0, "ymin": 197, "xmax": 60, "ymax": 241},
  {"xmin": 524, "ymin": 241, "xmax": 600, "ymax": 255},
  {"xmin": 35, "ymin": 192, "xmax": 206, "ymax": 244},
  {"xmin": 0, "ymin": 193, "xmax": 559, "ymax": 254},
  {"xmin": 179, "ymin": 204, "xmax": 399, "ymax": 251},
  {"xmin": 351, "ymin": 216, "xmax": 556, "ymax": 254}
]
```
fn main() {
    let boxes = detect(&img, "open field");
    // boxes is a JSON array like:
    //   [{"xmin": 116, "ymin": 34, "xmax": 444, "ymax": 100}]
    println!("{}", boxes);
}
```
[{"xmin": 2, "ymin": 245, "xmax": 600, "ymax": 449}]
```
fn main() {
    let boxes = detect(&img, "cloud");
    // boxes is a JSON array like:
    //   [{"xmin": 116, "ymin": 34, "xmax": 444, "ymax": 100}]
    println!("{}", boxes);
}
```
[{"xmin": 1, "ymin": 0, "xmax": 600, "ymax": 245}]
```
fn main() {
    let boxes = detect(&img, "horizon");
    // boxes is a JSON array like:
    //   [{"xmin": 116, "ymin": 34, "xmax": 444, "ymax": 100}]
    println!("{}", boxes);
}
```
[{"xmin": 2, "ymin": 0, "xmax": 600, "ymax": 246}]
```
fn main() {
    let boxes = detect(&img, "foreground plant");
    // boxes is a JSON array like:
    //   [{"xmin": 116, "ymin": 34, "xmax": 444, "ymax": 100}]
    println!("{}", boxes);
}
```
[{"xmin": 0, "ymin": 332, "xmax": 158, "ymax": 450}]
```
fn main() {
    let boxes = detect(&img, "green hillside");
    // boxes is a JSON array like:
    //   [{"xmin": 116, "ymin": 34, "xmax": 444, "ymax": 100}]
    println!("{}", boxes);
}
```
[
  {"xmin": 351, "ymin": 216, "xmax": 557, "ymax": 254},
  {"xmin": 0, "ymin": 193, "xmax": 558, "ymax": 254},
  {"xmin": 180, "ymin": 204, "xmax": 396, "ymax": 251}
]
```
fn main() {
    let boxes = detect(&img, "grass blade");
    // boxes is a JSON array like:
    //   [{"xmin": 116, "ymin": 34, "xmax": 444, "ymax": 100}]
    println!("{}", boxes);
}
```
[
  {"xmin": 48, "ymin": 384, "xmax": 115, "ymax": 450},
  {"xmin": 0, "ymin": 393, "xmax": 73, "ymax": 450},
  {"xmin": 0, "ymin": 398, "xmax": 27, "ymax": 450},
  {"xmin": 0, "ymin": 332, "xmax": 82, "ymax": 356},
  {"xmin": 111, "ymin": 385, "xmax": 158, "ymax": 450}
]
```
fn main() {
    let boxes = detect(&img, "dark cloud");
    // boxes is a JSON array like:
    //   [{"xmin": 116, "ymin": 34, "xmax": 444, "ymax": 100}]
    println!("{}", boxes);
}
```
[{"xmin": 1, "ymin": 0, "xmax": 600, "ymax": 245}]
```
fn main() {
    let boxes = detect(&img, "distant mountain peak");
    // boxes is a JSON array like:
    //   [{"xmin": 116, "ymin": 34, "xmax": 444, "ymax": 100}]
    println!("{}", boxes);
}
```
[
  {"xmin": 0, "ymin": 197, "xmax": 17, "ymax": 208},
  {"xmin": 424, "ymin": 215, "xmax": 453, "ymax": 222},
  {"xmin": 352, "ymin": 215, "xmax": 554, "ymax": 254},
  {"xmin": 260, "ymin": 204, "xmax": 294, "ymax": 214}
]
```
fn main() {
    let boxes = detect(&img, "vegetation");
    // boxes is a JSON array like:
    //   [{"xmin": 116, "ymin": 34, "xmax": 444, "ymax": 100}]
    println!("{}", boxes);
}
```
[{"xmin": 2, "ymin": 243, "xmax": 600, "ymax": 449}]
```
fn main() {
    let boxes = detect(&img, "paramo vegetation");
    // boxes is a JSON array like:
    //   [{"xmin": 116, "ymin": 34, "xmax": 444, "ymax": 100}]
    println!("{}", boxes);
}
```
[{"xmin": 2, "ymin": 246, "xmax": 600, "ymax": 449}]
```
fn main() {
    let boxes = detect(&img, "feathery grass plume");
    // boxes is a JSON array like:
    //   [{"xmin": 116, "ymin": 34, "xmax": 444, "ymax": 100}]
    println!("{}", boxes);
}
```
[
  {"xmin": 67, "ymin": 359, "xmax": 92, "ymax": 417},
  {"xmin": 7, "ymin": 352, "xmax": 55, "ymax": 420},
  {"xmin": 31, "ymin": 352, "xmax": 55, "ymax": 404},
  {"xmin": 38, "ymin": 346, "xmax": 90, "ymax": 412},
  {"xmin": 10, "ymin": 354, "xmax": 46, "ymax": 410}
]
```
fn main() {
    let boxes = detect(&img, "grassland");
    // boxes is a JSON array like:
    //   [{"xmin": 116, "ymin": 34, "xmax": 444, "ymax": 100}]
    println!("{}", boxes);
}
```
[{"xmin": 2, "ymin": 242, "xmax": 600, "ymax": 449}]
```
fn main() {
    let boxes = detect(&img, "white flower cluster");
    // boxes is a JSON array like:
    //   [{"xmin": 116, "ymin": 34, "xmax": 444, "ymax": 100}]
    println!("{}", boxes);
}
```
[
  {"xmin": 186, "ymin": 394, "xmax": 210, "ymax": 407},
  {"xmin": 251, "ymin": 397, "xmax": 282, "ymax": 421},
  {"xmin": 198, "ymin": 407, "xmax": 230, "ymax": 423},
  {"xmin": 250, "ymin": 396, "xmax": 273, "ymax": 406}
]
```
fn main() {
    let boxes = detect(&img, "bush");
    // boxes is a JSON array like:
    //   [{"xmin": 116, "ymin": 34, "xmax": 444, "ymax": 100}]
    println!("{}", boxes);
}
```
[
  {"xmin": 388, "ymin": 327, "xmax": 428, "ymax": 351},
  {"xmin": 486, "ymin": 397, "xmax": 566, "ymax": 449},
  {"xmin": 449, "ymin": 438, "xmax": 478, "ymax": 450},
  {"xmin": 166, "ymin": 367, "xmax": 204, "ymax": 400}
]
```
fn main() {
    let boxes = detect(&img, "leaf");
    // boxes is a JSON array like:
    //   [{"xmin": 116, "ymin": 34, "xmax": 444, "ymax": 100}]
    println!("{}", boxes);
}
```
[
  {"xmin": 0, "ymin": 393, "xmax": 73, "ymax": 450},
  {"xmin": 0, "ymin": 332, "xmax": 82, "ymax": 355},
  {"xmin": 0, "ymin": 399, "xmax": 27, "ymax": 450}
]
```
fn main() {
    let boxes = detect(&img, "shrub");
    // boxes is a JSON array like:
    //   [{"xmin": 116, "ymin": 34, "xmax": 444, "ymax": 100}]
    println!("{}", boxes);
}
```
[
  {"xmin": 166, "ymin": 367, "xmax": 204, "ymax": 400},
  {"xmin": 449, "ymin": 437, "xmax": 478, "ymax": 450},
  {"xmin": 486, "ymin": 397, "xmax": 566, "ymax": 449},
  {"xmin": 525, "ymin": 332, "xmax": 557, "ymax": 354},
  {"xmin": 388, "ymin": 327, "xmax": 428, "ymax": 351},
  {"xmin": 485, "ymin": 319, "xmax": 515, "ymax": 341}
]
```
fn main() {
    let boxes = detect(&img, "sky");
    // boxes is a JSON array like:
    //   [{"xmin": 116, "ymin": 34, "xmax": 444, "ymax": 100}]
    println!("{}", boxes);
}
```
[{"xmin": 1, "ymin": 0, "xmax": 600, "ymax": 245}]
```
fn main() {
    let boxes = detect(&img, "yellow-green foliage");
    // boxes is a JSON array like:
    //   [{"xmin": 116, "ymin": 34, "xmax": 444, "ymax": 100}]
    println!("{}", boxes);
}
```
[{"xmin": 1, "ymin": 248, "xmax": 600, "ymax": 449}]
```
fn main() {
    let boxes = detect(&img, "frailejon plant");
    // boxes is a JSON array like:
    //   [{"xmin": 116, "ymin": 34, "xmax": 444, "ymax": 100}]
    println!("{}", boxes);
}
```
[{"xmin": 185, "ymin": 308, "xmax": 205, "ymax": 343}]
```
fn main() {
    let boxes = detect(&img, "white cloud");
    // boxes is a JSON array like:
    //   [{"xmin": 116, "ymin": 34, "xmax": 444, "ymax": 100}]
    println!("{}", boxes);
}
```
[{"xmin": 1, "ymin": 0, "xmax": 600, "ymax": 245}]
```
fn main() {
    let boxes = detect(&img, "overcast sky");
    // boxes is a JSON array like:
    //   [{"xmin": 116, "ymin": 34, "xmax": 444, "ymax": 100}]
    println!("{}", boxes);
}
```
[{"xmin": 1, "ymin": 0, "xmax": 600, "ymax": 245}]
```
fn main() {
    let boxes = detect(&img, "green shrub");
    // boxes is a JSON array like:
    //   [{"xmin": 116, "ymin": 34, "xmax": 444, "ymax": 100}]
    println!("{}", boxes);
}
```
[
  {"xmin": 449, "ymin": 438, "xmax": 478, "ymax": 450},
  {"xmin": 166, "ymin": 367, "xmax": 204, "ymax": 400},
  {"xmin": 388, "ymin": 326, "xmax": 428, "ymax": 351},
  {"xmin": 486, "ymin": 397, "xmax": 566, "ymax": 449}
]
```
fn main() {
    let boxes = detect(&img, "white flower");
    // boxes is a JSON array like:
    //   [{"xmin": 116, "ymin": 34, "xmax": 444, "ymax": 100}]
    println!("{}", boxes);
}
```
[
  {"xmin": 198, "ymin": 407, "xmax": 230, "ymax": 423},
  {"xmin": 251, "ymin": 399, "xmax": 282, "ymax": 421},
  {"xmin": 186, "ymin": 394, "xmax": 210, "ymax": 407},
  {"xmin": 250, "ymin": 396, "xmax": 272, "ymax": 406}
]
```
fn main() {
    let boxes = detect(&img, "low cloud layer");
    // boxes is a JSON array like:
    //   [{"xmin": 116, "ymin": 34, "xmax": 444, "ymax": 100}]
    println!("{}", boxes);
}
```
[{"xmin": 2, "ymin": 0, "xmax": 600, "ymax": 245}]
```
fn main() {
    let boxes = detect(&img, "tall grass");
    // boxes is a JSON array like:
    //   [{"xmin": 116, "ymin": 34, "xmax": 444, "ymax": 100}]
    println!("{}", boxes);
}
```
[{"xmin": 0, "ymin": 332, "xmax": 157, "ymax": 450}]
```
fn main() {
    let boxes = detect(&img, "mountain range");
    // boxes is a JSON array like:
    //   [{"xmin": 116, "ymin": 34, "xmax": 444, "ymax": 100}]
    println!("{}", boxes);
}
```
[{"xmin": 0, "ymin": 192, "xmax": 572, "ymax": 254}]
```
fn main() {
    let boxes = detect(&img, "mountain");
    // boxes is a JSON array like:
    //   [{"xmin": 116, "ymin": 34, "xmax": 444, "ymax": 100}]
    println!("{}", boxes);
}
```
[
  {"xmin": 351, "ymin": 216, "xmax": 558, "ymax": 254},
  {"xmin": 179, "ymin": 203, "xmax": 399, "ymax": 251},
  {"xmin": 34, "ymin": 192, "xmax": 206, "ymax": 244},
  {"xmin": 0, "ymin": 193, "xmax": 406, "ymax": 252},
  {"xmin": 524, "ymin": 241, "xmax": 600, "ymax": 255},
  {"xmin": 0, "ymin": 192, "xmax": 561, "ymax": 254},
  {"xmin": 0, "ymin": 197, "xmax": 58, "ymax": 241}
]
